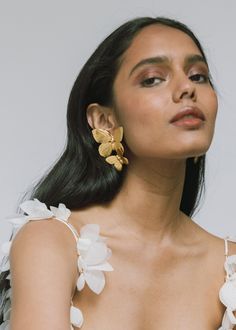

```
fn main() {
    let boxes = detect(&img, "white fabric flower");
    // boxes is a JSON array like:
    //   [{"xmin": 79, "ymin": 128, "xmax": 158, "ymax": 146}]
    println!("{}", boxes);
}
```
[
  {"xmin": 7, "ymin": 199, "xmax": 54, "ymax": 228},
  {"xmin": 0, "ymin": 258, "xmax": 10, "ymax": 272},
  {"xmin": 220, "ymin": 280, "xmax": 236, "ymax": 311},
  {"xmin": 20, "ymin": 199, "xmax": 53, "ymax": 220},
  {"xmin": 220, "ymin": 242, "xmax": 236, "ymax": 330},
  {"xmin": 1, "ymin": 242, "xmax": 12, "ymax": 255},
  {"xmin": 0, "ymin": 242, "xmax": 12, "ymax": 271},
  {"xmin": 76, "ymin": 224, "xmax": 113, "ymax": 294},
  {"xmin": 7, "ymin": 215, "xmax": 28, "ymax": 227},
  {"xmin": 220, "ymin": 308, "xmax": 236, "ymax": 329},
  {"xmin": 225, "ymin": 255, "xmax": 236, "ymax": 278},
  {"xmin": 50, "ymin": 203, "xmax": 71, "ymax": 221},
  {"xmin": 70, "ymin": 305, "xmax": 84, "ymax": 328},
  {"xmin": 0, "ymin": 320, "xmax": 10, "ymax": 330}
]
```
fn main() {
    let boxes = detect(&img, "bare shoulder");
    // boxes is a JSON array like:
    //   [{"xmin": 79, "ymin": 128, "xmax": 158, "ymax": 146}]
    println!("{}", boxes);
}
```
[
  {"xmin": 11, "ymin": 218, "xmax": 78, "ymax": 272},
  {"xmin": 186, "ymin": 215, "xmax": 226, "ymax": 257},
  {"xmin": 196, "ymin": 225, "xmax": 236, "ymax": 257},
  {"xmin": 9, "ymin": 219, "xmax": 78, "ymax": 330}
]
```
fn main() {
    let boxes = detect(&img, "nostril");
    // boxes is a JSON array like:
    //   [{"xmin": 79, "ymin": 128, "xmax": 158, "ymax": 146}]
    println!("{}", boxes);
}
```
[
  {"xmin": 173, "ymin": 83, "xmax": 197, "ymax": 103},
  {"xmin": 181, "ymin": 86, "xmax": 196, "ymax": 100}
]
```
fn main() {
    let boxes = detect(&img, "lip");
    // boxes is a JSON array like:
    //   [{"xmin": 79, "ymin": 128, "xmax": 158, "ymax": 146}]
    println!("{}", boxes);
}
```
[{"xmin": 170, "ymin": 107, "xmax": 206, "ymax": 124}]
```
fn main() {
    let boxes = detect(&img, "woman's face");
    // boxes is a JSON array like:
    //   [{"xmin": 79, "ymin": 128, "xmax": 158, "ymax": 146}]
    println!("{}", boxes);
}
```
[{"xmin": 112, "ymin": 24, "xmax": 218, "ymax": 160}]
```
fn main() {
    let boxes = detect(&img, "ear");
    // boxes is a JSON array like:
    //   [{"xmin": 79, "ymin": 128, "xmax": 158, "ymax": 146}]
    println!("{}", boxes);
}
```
[{"xmin": 86, "ymin": 103, "xmax": 118, "ymax": 131}]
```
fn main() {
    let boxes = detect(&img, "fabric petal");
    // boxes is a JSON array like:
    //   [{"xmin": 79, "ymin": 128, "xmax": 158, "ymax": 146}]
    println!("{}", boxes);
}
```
[
  {"xmin": 7, "ymin": 215, "xmax": 28, "ymax": 227},
  {"xmin": 221, "ymin": 308, "xmax": 236, "ymax": 329},
  {"xmin": 6, "ymin": 273, "xmax": 11, "ymax": 281},
  {"xmin": 225, "ymin": 255, "xmax": 236, "ymax": 277},
  {"xmin": 1, "ymin": 242, "xmax": 12, "ymax": 255},
  {"xmin": 5, "ymin": 288, "xmax": 11, "ymax": 299},
  {"xmin": 80, "ymin": 224, "xmax": 100, "ymax": 241},
  {"xmin": 226, "ymin": 308, "xmax": 236, "ymax": 324},
  {"xmin": 70, "ymin": 305, "xmax": 84, "ymax": 328},
  {"xmin": 107, "ymin": 247, "xmax": 112, "ymax": 259},
  {"xmin": 0, "ymin": 259, "xmax": 10, "ymax": 272},
  {"xmin": 78, "ymin": 256, "xmax": 87, "ymax": 273},
  {"xmin": 0, "ymin": 320, "xmax": 10, "ymax": 330},
  {"xmin": 87, "ymin": 261, "xmax": 113, "ymax": 272},
  {"xmin": 219, "ymin": 281, "xmax": 236, "ymax": 310},
  {"xmin": 77, "ymin": 238, "xmax": 92, "ymax": 252},
  {"xmin": 221, "ymin": 309, "xmax": 232, "ymax": 329},
  {"xmin": 77, "ymin": 273, "xmax": 85, "ymax": 291},
  {"xmin": 3, "ymin": 299, "xmax": 11, "ymax": 321},
  {"xmin": 20, "ymin": 199, "xmax": 53, "ymax": 219},
  {"xmin": 84, "ymin": 270, "xmax": 105, "ymax": 294},
  {"xmin": 50, "ymin": 204, "xmax": 71, "ymax": 221},
  {"xmin": 84, "ymin": 241, "xmax": 108, "ymax": 265}
]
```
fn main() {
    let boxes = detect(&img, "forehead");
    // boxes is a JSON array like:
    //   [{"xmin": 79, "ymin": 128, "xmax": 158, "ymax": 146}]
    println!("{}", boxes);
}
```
[{"xmin": 120, "ymin": 24, "xmax": 202, "ymax": 68}]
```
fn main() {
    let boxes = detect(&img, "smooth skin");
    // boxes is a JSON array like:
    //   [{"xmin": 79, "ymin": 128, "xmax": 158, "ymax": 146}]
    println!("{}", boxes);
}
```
[{"xmin": 10, "ymin": 25, "xmax": 236, "ymax": 329}]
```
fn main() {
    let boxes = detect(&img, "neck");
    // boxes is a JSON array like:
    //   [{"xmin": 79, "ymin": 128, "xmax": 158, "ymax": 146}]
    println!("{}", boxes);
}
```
[{"xmin": 110, "ymin": 158, "xmax": 188, "ymax": 243}]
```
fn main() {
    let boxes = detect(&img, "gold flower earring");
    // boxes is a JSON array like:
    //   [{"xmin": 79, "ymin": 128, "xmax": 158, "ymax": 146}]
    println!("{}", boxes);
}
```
[{"xmin": 92, "ymin": 126, "xmax": 129, "ymax": 171}]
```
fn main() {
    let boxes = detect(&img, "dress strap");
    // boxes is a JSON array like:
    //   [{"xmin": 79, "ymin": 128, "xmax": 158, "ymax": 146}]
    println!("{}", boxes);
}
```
[
  {"xmin": 52, "ymin": 218, "xmax": 79, "ymax": 243},
  {"xmin": 224, "ymin": 238, "xmax": 229, "ymax": 257},
  {"xmin": 224, "ymin": 236, "xmax": 236, "ymax": 258}
]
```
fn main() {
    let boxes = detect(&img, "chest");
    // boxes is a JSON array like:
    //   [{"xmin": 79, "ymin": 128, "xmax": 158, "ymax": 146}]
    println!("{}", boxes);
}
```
[{"xmin": 72, "ymin": 243, "xmax": 225, "ymax": 330}]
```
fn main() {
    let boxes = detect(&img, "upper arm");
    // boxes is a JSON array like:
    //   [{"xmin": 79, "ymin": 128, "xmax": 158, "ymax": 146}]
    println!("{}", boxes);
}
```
[{"xmin": 9, "ymin": 219, "xmax": 78, "ymax": 330}]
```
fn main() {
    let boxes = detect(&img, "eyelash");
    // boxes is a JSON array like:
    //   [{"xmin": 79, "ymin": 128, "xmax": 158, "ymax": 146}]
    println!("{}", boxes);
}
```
[
  {"xmin": 140, "ymin": 73, "xmax": 209, "ymax": 88},
  {"xmin": 189, "ymin": 73, "xmax": 209, "ymax": 83},
  {"xmin": 140, "ymin": 77, "xmax": 164, "ymax": 87}
]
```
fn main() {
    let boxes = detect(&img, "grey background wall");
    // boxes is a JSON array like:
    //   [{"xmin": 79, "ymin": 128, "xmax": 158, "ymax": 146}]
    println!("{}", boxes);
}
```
[{"xmin": 1, "ymin": 0, "xmax": 236, "ymax": 245}]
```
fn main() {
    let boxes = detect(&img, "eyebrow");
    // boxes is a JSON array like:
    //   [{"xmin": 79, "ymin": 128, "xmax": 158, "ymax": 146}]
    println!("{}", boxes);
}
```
[{"xmin": 129, "ymin": 54, "xmax": 208, "ymax": 77}]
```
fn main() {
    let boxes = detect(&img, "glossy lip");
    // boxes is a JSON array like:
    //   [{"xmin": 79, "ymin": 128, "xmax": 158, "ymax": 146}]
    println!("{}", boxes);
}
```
[
  {"xmin": 170, "ymin": 107, "xmax": 206, "ymax": 123},
  {"xmin": 171, "ymin": 117, "xmax": 204, "ymax": 128}
]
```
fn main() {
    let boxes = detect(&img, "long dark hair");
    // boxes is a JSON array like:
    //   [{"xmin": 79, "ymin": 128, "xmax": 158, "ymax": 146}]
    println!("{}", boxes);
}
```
[{"xmin": 0, "ymin": 16, "xmax": 211, "ymax": 323}]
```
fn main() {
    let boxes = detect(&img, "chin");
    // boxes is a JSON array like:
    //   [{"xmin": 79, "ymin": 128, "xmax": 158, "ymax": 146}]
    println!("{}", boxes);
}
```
[
  {"xmin": 170, "ymin": 147, "xmax": 210, "ymax": 160},
  {"xmin": 175, "ymin": 139, "xmax": 212, "ymax": 157}
]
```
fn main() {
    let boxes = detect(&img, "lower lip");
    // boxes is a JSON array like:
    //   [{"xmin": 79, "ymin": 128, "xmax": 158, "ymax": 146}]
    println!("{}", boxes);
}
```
[{"xmin": 171, "ymin": 117, "xmax": 204, "ymax": 128}]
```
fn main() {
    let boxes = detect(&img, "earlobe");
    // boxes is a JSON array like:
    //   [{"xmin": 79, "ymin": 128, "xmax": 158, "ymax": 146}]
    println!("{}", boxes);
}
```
[{"xmin": 86, "ymin": 103, "xmax": 118, "ymax": 131}]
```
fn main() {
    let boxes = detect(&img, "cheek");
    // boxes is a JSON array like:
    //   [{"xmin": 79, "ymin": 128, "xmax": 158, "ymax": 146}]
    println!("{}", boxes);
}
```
[
  {"xmin": 114, "ymin": 85, "xmax": 169, "ymax": 128},
  {"xmin": 114, "ymin": 92, "xmax": 170, "ymax": 156}
]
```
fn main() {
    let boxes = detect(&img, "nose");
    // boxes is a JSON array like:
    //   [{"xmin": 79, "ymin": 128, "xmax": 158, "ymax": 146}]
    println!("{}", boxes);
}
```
[{"xmin": 172, "ymin": 75, "xmax": 197, "ymax": 103}]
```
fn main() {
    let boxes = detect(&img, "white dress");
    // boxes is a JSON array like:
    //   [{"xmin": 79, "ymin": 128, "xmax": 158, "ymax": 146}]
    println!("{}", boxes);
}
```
[{"xmin": 0, "ymin": 199, "xmax": 235, "ymax": 329}]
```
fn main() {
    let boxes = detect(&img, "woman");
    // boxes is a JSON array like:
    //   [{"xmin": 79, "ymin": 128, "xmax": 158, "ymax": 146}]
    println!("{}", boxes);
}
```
[{"xmin": 0, "ymin": 16, "xmax": 236, "ymax": 330}]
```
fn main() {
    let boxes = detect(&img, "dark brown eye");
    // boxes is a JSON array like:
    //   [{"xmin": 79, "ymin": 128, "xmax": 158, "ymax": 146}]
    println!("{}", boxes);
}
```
[
  {"xmin": 141, "ymin": 77, "xmax": 164, "ymax": 87},
  {"xmin": 189, "ymin": 73, "xmax": 209, "ymax": 83}
]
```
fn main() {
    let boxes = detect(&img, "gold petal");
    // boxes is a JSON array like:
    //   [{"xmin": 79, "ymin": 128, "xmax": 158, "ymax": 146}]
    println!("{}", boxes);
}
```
[
  {"xmin": 99, "ymin": 143, "xmax": 112, "ymax": 157},
  {"xmin": 113, "ymin": 127, "xmax": 123, "ymax": 142},
  {"xmin": 106, "ymin": 156, "xmax": 122, "ymax": 171},
  {"xmin": 122, "ymin": 157, "xmax": 129, "ymax": 165},
  {"xmin": 114, "ymin": 161, "xmax": 122, "ymax": 171},
  {"xmin": 112, "ymin": 142, "xmax": 124, "ymax": 154},
  {"xmin": 105, "ymin": 155, "xmax": 117, "ymax": 165},
  {"xmin": 92, "ymin": 129, "xmax": 111, "ymax": 143}
]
